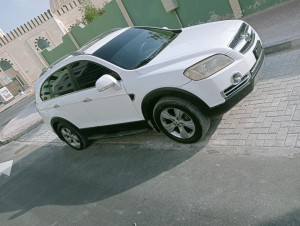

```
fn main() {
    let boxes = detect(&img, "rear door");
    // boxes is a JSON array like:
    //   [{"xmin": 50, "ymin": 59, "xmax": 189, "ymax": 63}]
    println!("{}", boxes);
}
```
[{"xmin": 38, "ymin": 66, "xmax": 97, "ymax": 128}]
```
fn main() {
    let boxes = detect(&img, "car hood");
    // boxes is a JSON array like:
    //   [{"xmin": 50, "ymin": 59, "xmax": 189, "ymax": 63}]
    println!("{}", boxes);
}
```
[{"xmin": 138, "ymin": 20, "xmax": 243, "ymax": 73}]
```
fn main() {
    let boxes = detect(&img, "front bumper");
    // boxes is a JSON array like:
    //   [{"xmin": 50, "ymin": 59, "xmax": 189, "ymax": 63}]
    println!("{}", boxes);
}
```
[{"xmin": 208, "ymin": 50, "xmax": 265, "ymax": 118}]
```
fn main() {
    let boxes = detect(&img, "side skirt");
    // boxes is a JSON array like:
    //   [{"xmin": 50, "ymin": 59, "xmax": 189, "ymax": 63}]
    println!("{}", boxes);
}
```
[{"xmin": 80, "ymin": 121, "xmax": 152, "ymax": 140}]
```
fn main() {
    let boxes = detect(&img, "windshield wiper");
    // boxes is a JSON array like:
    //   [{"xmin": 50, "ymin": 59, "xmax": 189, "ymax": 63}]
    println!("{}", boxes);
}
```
[
  {"xmin": 135, "ymin": 41, "xmax": 174, "ymax": 69},
  {"xmin": 134, "ymin": 33, "xmax": 179, "ymax": 69},
  {"xmin": 134, "ymin": 55, "xmax": 156, "ymax": 69}
]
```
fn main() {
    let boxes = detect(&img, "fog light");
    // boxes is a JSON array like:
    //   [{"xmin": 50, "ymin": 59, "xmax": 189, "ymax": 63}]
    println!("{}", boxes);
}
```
[{"xmin": 232, "ymin": 73, "xmax": 242, "ymax": 85}]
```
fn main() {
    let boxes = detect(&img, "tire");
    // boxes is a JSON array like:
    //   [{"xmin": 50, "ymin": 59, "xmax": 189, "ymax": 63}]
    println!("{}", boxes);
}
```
[
  {"xmin": 57, "ymin": 122, "xmax": 89, "ymax": 150},
  {"xmin": 153, "ymin": 97, "xmax": 210, "ymax": 143}
]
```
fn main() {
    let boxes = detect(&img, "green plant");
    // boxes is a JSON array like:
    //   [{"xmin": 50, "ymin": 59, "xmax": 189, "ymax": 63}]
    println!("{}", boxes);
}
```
[{"xmin": 78, "ymin": 0, "xmax": 106, "ymax": 25}]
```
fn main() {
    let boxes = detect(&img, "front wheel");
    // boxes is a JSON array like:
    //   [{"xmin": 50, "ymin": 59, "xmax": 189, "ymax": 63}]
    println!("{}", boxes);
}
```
[
  {"xmin": 153, "ymin": 97, "xmax": 210, "ymax": 143},
  {"xmin": 57, "ymin": 123, "xmax": 89, "ymax": 150}
]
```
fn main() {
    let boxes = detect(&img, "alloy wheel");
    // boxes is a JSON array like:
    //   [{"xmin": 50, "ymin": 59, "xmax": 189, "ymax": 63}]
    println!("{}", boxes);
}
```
[
  {"xmin": 160, "ymin": 108, "xmax": 196, "ymax": 139},
  {"xmin": 60, "ymin": 127, "xmax": 81, "ymax": 149}
]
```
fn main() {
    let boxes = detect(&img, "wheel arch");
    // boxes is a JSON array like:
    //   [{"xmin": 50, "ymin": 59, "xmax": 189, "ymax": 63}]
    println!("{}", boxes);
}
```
[
  {"xmin": 141, "ymin": 88, "xmax": 211, "ymax": 129},
  {"xmin": 50, "ymin": 117, "xmax": 80, "ymax": 140}
]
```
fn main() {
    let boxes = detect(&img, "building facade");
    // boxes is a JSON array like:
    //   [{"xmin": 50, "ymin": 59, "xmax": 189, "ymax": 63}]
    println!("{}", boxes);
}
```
[{"xmin": 0, "ymin": 0, "xmax": 108, "ymax": 94}]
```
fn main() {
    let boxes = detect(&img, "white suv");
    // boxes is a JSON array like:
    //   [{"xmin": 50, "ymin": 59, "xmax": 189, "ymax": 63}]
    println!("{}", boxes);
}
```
[{"xmin": 35, "ymin": 20, "xmax": 264, "ymax": 150}]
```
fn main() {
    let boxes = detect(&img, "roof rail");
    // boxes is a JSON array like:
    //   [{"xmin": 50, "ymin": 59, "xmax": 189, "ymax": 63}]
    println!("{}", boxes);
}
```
[
  {"xmin": 50, "ymin": 51, "xmax": 85, "ymax": 67},
  {"xmin": 39, "ymin": 51, "xmax": 86, "ymax": 78}
]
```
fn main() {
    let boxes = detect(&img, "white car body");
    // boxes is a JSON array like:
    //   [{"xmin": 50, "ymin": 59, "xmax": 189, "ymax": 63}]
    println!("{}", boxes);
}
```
[{"xmin": 35, "ymin": 20, "xmax": 264, "ymax": 149}]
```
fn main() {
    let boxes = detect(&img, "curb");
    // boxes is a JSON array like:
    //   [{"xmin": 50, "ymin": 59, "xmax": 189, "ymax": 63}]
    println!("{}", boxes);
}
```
[
  {"xmin": 0, "ymin": 120, "xmax": 43, "ymax": 145},
  {"xmin": 264, "ymin": 38, "xmax": 300, "ymax": 55},
  {"xmin": 0, "ymin": 95, "xmax": 27, "ymax": 114},
  {"xmin": 0, "ymin": 90, "xmax": 34, "ymax": 114}
]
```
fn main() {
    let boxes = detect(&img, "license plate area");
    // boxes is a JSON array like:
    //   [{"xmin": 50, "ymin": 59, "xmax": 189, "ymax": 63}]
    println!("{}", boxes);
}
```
[{"xmin": 253, "ymin": 41, "xmax": 262, "ymax": 59}]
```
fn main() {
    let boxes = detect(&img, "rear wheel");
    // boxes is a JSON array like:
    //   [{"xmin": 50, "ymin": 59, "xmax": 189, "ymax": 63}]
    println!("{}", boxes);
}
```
[
  {"xmin": 153, "ymin": 97, "xmax": 210, "ymax": 143},
  {"xmin": 57, "ymin": 122, "xmax": 89, "ymax": 150}
]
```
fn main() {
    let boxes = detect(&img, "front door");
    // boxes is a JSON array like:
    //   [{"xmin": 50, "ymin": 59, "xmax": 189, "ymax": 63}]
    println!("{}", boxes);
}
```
[{"xmin": 69, "ymin": 60, "xmax": 142, "ymax": 127}]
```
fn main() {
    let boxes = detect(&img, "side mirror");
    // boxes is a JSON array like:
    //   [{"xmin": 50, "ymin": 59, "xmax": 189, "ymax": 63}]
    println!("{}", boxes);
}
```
[{"xmin": 96, "ymin": 74, "xmax": 122, "ymax": 92}]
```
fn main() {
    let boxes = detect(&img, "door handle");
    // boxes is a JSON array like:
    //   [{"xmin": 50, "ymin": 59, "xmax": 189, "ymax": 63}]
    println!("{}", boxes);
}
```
[
  {"xmin": 83, "ymin": 98, "xmax": 92, "ymax": 103},
  {"xmin": 53, "ymin": 104, "xmax": 60, "ymax": 108}
]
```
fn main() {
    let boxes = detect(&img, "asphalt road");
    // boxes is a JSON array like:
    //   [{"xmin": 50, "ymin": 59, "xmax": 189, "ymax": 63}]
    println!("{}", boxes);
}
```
[
  {"xmin": 0, "ymin": 95, "xmax": 35, "ymax": 132},
  {"xmin": 0, "ymin": 140, "xmax": 299, "ymax": 226}
]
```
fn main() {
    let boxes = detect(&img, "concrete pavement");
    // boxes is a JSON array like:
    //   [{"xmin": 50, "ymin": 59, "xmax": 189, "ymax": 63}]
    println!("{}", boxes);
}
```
[
  {"xmin": 0, "ymin": 88, "xmax": 42, "ymax": 144},
  {"xmin": 1, "ymin": 0, "xmax": 300, "ymax": 144},
  {"xmin": 0, "ymin": 102, "xmax": 42, "ymax": 144},
  {"xmin": 0, "ymin": 141, "xmax": 299, "ymax": 225},
  {"xmin": 0, "ymin": 87, "xmax": 35, "ymax": 114}
]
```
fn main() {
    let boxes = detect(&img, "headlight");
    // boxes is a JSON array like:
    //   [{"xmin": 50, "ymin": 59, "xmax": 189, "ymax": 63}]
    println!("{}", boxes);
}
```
[{"xmin": 184, "ymin": 54, "xmax": 234, "ymax": 81}]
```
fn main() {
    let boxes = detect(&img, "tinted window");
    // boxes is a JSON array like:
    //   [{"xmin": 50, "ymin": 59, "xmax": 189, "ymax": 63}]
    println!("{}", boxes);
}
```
[
  {"xmin": 93, "ymin": 28, "xmax": 179, "ymax": 69},
  {"xmin": 40, "ymin": 80, "xmax": 51, "ymax": 101},
  {"xmin": 70, "ymin": 61, "xmax": 119, "ymax": 90},
  {"xmin": 40, "ymin": 67, "xmax": 75, "ymax": 101}
]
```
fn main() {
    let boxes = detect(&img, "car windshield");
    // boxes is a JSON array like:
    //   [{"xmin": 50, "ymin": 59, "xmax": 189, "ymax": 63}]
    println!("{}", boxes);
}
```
[{"xmin": 92, "ymin": 27, "xmax": 180, "ymax": 69}]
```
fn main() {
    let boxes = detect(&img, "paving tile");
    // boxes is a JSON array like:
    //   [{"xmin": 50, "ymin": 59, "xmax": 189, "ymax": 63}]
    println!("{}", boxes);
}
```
[
  {"xmin": 252, "ymin": 139, "xmax": 265, "ymax": 147},
  {"xmin": 285, "ymin": 105, "xmax": 296, "ymax": 116},
  {"xmin": 268, "ymin": 122, "xmax": 281, "ymax": 133},
  {"xmin": 296, "ymin": 135, "xmax": 300, "ymax": 148},
  {"xmin": 223, "ymin": 139, "xmax": 246, "ymax": 146},
  {"xmin": 272, "ymin": 115, "xmax": 292, "ymax": 122},
  {"xmin": 244, "ymin": 123, "xmax": 262, "ymax": 129},
  {"xmin": 217, "ymin": 129, "xmax": 237, "ymax": 135},
  {"xmin": 238, "ymin": 129, "xmax": 251, "ymax": 140},
  {"xmin": 292, "ymin": 110, "xmax": 300, "ymax": 120},
  {"xmin": 261, "ymin": 117, "xmax": 273, "ymax": 128},
  {"xmin": 276, "ymin": 128, "xmax": 288, "ymax": 140},
  {"xmin": 284, "ymin": 134, "xmax": 298, "ymax": 147},
  {"xmin": 266, "ymin": 111, "xmax": 285, "ymax": 117},
  {"xmin": 251, "ymin": 128, "xmax": 269, "ymax": 134},
  {"xmin": 277, "ymin": 101, "xmax": 288, "ymax": 111},
  {"xmin": 256, "ymin": 134, "xmax": 277, "ymax": 140},
  {"xmin": 263, "ymin": 139, "xmax": 284, "ymax": 147},
  {"xmin": 288, "ymin": 127, "xmax": 300, "ymax": 134}
]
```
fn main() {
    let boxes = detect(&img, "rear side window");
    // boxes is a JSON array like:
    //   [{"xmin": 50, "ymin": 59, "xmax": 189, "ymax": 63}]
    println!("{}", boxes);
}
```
[
  {"xmin": 40, "ymin": 80, "xmax": 51, "ymax": 101},
  {"xmin": 70, "ymin": 61, "xmax": 120, "ymax": 91},
  {"xmin": 40, "ymin": 67, "xmax": 75, "ymax": 101}
]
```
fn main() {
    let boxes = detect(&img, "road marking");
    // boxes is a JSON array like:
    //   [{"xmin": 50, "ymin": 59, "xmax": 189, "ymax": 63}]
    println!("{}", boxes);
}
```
[{"xmin": 0, "ymin": 160, "xmax": 13, "ymax": 176}]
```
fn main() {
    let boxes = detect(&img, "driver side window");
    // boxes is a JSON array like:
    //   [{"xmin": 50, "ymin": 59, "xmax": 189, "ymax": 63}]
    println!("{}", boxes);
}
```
[{"xmin": 70, "ymin": 61, "xmax": 120, "ymax": 91}]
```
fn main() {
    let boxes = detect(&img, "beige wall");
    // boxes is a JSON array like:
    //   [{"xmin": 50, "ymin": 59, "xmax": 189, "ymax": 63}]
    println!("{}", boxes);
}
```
[
  {"xmin": 0, "ymin": 0, "xmax": 111, "ymax": 86},
  {"xmin": 0, "ymin": 14, "xmax": 66, "ymax": 85},
  {"xmin": 0, "ymin": 72, "xmax": 10, "ymax": 86},
  {"xmin": 53, "ymin": 2, "xmax": 82, "ymax": 30},
  {"xmin": 6, "ymin": 80, "xmax": 24, "ymax": 96}
]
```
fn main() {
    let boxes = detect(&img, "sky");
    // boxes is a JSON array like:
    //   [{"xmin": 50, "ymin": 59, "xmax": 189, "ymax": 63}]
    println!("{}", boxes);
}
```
[{"xmin": 0, "ymin": 0, "xmax": 50, "ymax": 34}]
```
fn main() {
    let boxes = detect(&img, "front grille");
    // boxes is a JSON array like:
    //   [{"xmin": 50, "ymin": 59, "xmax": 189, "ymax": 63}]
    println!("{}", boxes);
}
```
[
  {"xmin": 240, "ymin": 30, "xmax": 256, "ymax": 54},
  {"xmin": 229, "ymin": 23, "xmax": 248, "ymax": 48},
  {"xmin": 229, "ymin": 22, "xmax": 255, "ymax": 54}
]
